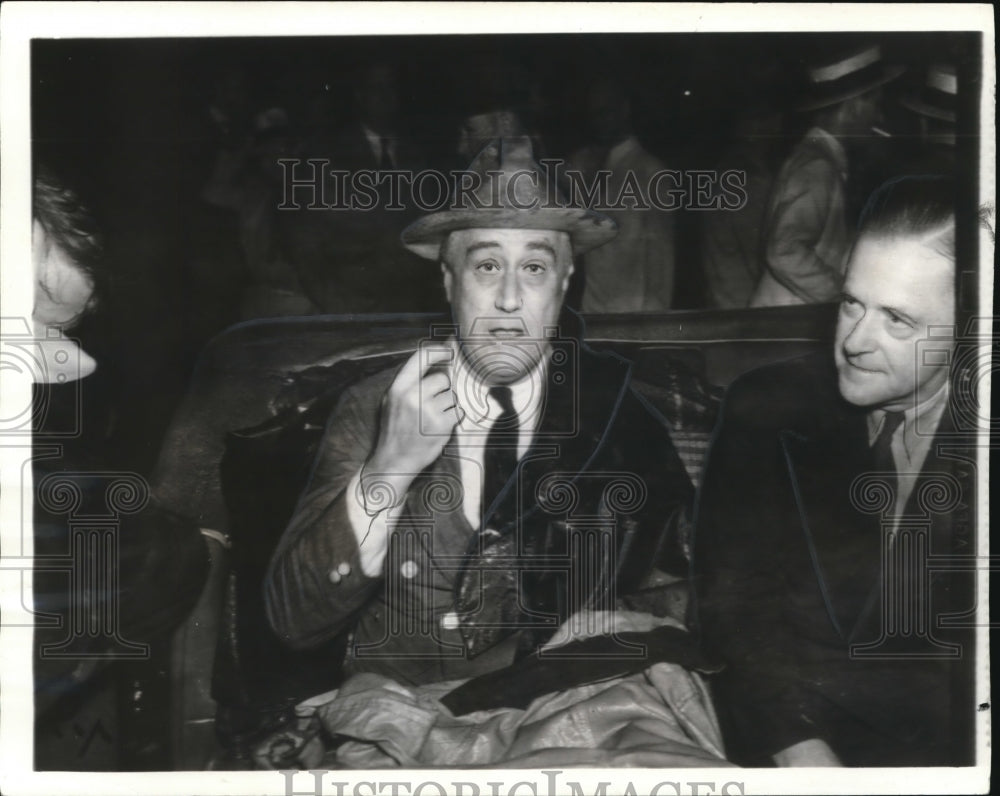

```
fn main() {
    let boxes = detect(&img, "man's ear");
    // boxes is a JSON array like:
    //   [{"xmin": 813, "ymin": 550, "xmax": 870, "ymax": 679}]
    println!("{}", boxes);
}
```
[
  {"xmin": 561, "ymin": 261, "xmax": 575, "ymax": 294},
  {"xmin": 441, "ymin": 261, "xmax": 453, "ymax": 303}
]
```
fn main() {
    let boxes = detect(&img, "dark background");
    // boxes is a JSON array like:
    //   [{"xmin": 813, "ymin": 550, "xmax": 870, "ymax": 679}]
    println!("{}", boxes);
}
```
[{"xmin": 31, "ymin": 32, "xmax": 983, "ymax": 475}]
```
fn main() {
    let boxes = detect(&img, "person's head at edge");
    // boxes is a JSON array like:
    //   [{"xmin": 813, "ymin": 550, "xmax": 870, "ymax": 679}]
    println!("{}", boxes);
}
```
[
  {"xmin": 32, "ymin": 166, "xmax": 104, "ymax": 381},
  {"xmin": 835, "ymin": 175, "xmax": 956, "ymax": 412}
]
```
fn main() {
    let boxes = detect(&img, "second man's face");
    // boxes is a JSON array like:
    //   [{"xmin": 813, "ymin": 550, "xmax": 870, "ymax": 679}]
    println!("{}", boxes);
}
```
[
  {"xmin": 441, "ymin": 227, "xmax": 573, "ymax": 386},
  {"xmin": 834, "ymin": 233, "xmax": 955, "ymax": 411}
]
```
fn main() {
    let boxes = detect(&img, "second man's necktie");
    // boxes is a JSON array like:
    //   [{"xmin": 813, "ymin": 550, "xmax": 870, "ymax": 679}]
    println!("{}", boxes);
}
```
[{"xmin": 871, "ymin": 410, "xmax": 905, "ymax": 495}]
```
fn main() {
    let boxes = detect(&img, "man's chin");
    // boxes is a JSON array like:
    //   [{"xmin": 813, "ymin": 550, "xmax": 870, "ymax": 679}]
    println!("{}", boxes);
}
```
[
  {"xmin": 461, "ymin": 342, "xmax": 544, "ymax": 385},
  {"xmin": 837, "ymin": 370, "xmax": 882, "ymax": 408}
]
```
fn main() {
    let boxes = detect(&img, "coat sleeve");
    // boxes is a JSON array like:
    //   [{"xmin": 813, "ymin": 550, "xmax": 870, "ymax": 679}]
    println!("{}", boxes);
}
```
[
  {"xmin": 264, "ymin": 379, "xmax": 386, "ymax": 649},
  {"xmin": 691, "ymin": 372, "xmax": 836, "ymax": 762},
  {"xmin": 761, "ymin": 156, "xmax": 845, "ymax": 303}
]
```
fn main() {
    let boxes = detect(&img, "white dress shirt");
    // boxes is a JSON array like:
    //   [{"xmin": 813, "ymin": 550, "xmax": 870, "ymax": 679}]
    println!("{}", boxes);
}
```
[{"xmin": 361, "ymin": 124, "xmax": 395, "ymax": 168}]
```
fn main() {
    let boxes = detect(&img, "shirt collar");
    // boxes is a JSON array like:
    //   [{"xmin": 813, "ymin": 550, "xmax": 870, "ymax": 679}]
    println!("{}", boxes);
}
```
[
  {"xmin": 361, "ymin": 124, "xmax": 392, "ymax": 160},
  {"xmin": 867, "ymin": 380, "xmax": 951, "ymax": 455},
  {"xmin": 451, "ymin": 340, "xmax": 548, "ymax": 434}
]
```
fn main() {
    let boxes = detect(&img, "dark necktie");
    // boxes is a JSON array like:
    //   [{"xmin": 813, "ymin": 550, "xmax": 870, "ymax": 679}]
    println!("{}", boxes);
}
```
[
  {"xmin": 871, "ymin": 410, "xmax": 905, "ymax": 496},
  {"xmin": 455, "ymin": 386, "xmax": 522, "ymax": 658},
  {"xmin": 481, "ymin": 386, "xmax": 519, "ymax": 523},
  {"xmin": 378, "ymin": 136, "xmax": 393, "ymax": 170}
]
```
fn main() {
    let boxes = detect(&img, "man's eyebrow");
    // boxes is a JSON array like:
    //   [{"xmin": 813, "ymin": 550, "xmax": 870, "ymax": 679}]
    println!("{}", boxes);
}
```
[
  {"xmin": 465, "ymin": 241, "xmax": 500, "ymax": 257},
  {"xmin": 525, "ymin": 241, "xmax": 556, "ymax": 257}
]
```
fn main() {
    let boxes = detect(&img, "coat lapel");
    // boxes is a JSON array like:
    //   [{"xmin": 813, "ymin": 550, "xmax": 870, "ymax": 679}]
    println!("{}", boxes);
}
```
[
  {"xmin": 451, "ymin": 340, "xmax": 634, "ymax": 658},
  {"xmin": 780, "ymin": 404, "xmax": 883, "ymax": 641}
]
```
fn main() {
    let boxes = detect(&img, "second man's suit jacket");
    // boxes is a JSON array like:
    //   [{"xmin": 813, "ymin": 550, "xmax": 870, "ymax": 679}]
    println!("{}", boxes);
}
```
[{"xmin": 693, "ymin": 352, "xmax": 976, "ymax": 766}]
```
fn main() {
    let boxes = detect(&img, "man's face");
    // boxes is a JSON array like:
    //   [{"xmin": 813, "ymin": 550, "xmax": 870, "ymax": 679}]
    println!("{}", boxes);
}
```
[
  {"xmin": 441, "ymin": 227, "xmax": 573, "ymax": 386},
  {"xmin": 456, "ymin": 111, "xmax": 522, "ymax": 162},
  {"xmin": 835, "ymin": 233, "xmax": 955, "ymax": 411},
  {"xmin": 32, "ymin": 220, "xmax": 95, "ymax": 335},
  {"xmin": 588, "ymin": 82, "xmax": 629, "ymax": 146},
  {"xmin": 457, "ymin": 113, "xmax": 496, "ymax": 161},
  {"xmin": 846, "ymin": 88, "xmax": 885, "ymax": 136},
  {"xmin": 357, "ymin": 64, "xmax": 398, "ymax": 132}
]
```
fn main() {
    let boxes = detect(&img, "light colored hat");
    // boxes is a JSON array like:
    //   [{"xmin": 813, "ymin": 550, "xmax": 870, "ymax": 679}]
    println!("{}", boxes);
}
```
[
  {"xmin": 900, "ymin": 63, "xmax": 957, "ymax": 123},
  {"xmin": 797, "ymin": 43, "xmax": 905, "ymax": 112},
  {"xmin": 401, "ymin": 137, "xmax": 617, "ymax": 261}
]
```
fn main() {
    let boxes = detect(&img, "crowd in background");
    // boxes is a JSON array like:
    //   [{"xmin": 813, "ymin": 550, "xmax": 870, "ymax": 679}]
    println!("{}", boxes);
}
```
[{"xmin": 31, "ymin": 33, "xmax": 979, "ymax": 476}]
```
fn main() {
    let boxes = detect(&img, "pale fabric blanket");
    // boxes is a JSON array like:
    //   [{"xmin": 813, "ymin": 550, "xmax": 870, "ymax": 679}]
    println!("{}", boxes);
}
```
[{"xmin": 255, "ymin": 611, "xmax": 731, "ymax": 769}]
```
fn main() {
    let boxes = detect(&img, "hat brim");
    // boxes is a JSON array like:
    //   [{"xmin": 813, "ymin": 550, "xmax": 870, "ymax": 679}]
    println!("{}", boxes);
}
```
[
  {"xmin": 899, "ymin": 95, "xmax": 957, "ymax": 123},
  {"xmin": 796, "ymin": 64, "xmax": 906, "ymax": 113},
  {"xmin": 401, "ymin": 206, "xmax": 618, "ymax": 261}
]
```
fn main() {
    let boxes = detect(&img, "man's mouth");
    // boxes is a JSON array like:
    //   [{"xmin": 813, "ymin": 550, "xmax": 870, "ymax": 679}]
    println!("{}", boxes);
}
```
[
  {"xmin": 844, "ymin": 359, "xmax": 882, "ymax": 374},
  {"xmin": 489, "ymin": 328, "xmax": 524, "ymax": 339}
]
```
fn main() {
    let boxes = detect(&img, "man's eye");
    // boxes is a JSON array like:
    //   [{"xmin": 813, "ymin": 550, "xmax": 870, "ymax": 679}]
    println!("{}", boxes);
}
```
[
  {"xmin": 522, "ymin": 261, "xmax": 547, "ymax": 274},
  {"xmin": 840, "ymin": 296, "xmax": 862, "ymax": 314},
  {"xmin": 476, "ymin": 260, "xmax": 501, "ymax": 273},
  {"xmin": 886, "ymin": 312, "xmax": 912, "ymax": 328}
]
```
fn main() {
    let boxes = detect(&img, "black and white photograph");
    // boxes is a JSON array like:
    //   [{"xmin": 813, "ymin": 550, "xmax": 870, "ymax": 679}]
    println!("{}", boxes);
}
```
[{"xmin": 0, "ymin": 4, "xmax": 993, "ymax": 795}]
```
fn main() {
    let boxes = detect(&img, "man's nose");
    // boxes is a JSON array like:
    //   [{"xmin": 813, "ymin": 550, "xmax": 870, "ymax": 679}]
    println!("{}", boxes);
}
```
[
  {"xmin": 495, "ymin": 271, "xmax": 522, "ymax": 312},
  {"xmin": 842, "ymin": 313, "xmax": 876, "ymax": 356}
]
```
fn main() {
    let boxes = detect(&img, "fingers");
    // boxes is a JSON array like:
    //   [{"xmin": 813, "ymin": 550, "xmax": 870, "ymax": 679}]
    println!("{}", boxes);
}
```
[
  {"xmin": 420, "ymin": 345, "xmax": 456, "ymax": 399},
  {"xmin": 394, "ymin": 347, "xmax": 429, "ymax": 389},
  {"xmin": 393, "ymin": 346, "xmax": 454, "ymax": 394},
  {"xmin": 420, "ymin": 345, "xmax": 453, "ymax": 378},
  {"xmin": 392, "ymin": 344, "xmax": 462, "ymax": 421},
  {"xmin": 423, "ymin": 370, "xmax": 453, "ymax": 399}
]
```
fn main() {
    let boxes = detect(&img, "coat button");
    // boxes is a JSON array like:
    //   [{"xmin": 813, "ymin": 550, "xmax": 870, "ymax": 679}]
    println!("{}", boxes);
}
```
[
  {"xmin": 337, "ymin": 561, "xmax": 352, "ymax": 577},
  {"xmin": 329, "ymin": 568, "xmax": 342, "ymax": 585},
  {"xmin": 400, "ymin": 560, "xmax": 418, "ymax": 579}
]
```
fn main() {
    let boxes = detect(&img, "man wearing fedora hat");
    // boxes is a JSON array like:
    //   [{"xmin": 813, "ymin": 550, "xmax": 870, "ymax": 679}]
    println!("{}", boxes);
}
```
[
  {"xmin": 751, "ymin": 43, "xmax": 903, "ymax": 307},
  {"xmin": 899, "ymin": 63, "xmax": 959, "ymax": 174},
  {"xmin": 265, "ymin": 139, "xmax": 696, "ymax": 694}
]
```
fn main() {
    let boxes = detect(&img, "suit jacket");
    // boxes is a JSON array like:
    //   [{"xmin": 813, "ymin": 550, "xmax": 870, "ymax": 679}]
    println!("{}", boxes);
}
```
[
  {"xmin": 265, "ymin": 328, "xmax": 694, "ymax": 687},
  {"xmin": 692, "ymin": 352, "xmax": 976, "ymax": 766}
]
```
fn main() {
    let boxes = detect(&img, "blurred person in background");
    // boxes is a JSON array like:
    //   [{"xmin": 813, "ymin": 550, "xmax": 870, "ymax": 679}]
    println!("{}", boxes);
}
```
[
  {"xmin": 701, "ymin": 60, "xmax": 788, "ymax": 309},
  {"xmin": 569, "ymin": 76, "xmax": 677, "ymax": 313},
  {"xmin": 283, "ymin": 59, "xmax": 438, "ymax": 314},
  {"xmin": 202, "ymin": 106, "xmax": 319, "ymax": 319},
  {"xmin": 898, "ymin": 63, "xmax": 958, "ymax": 174},
  {"xmin": 751, "ymin": 43, "xmax": 903, "ymax": 307}
]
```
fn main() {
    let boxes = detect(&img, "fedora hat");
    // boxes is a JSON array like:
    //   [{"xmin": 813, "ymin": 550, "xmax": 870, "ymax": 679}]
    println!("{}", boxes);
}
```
[
  {"xmin": 900, "ymin": 63, "xmax": 957, "ymax": 123},
  {"xmin": 401, "ymin": 137, "xmax": 617, "ymax": 261},
  {"xmin": 797, "ymin": 43, "xmax": 905, "ymax": 112}
]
